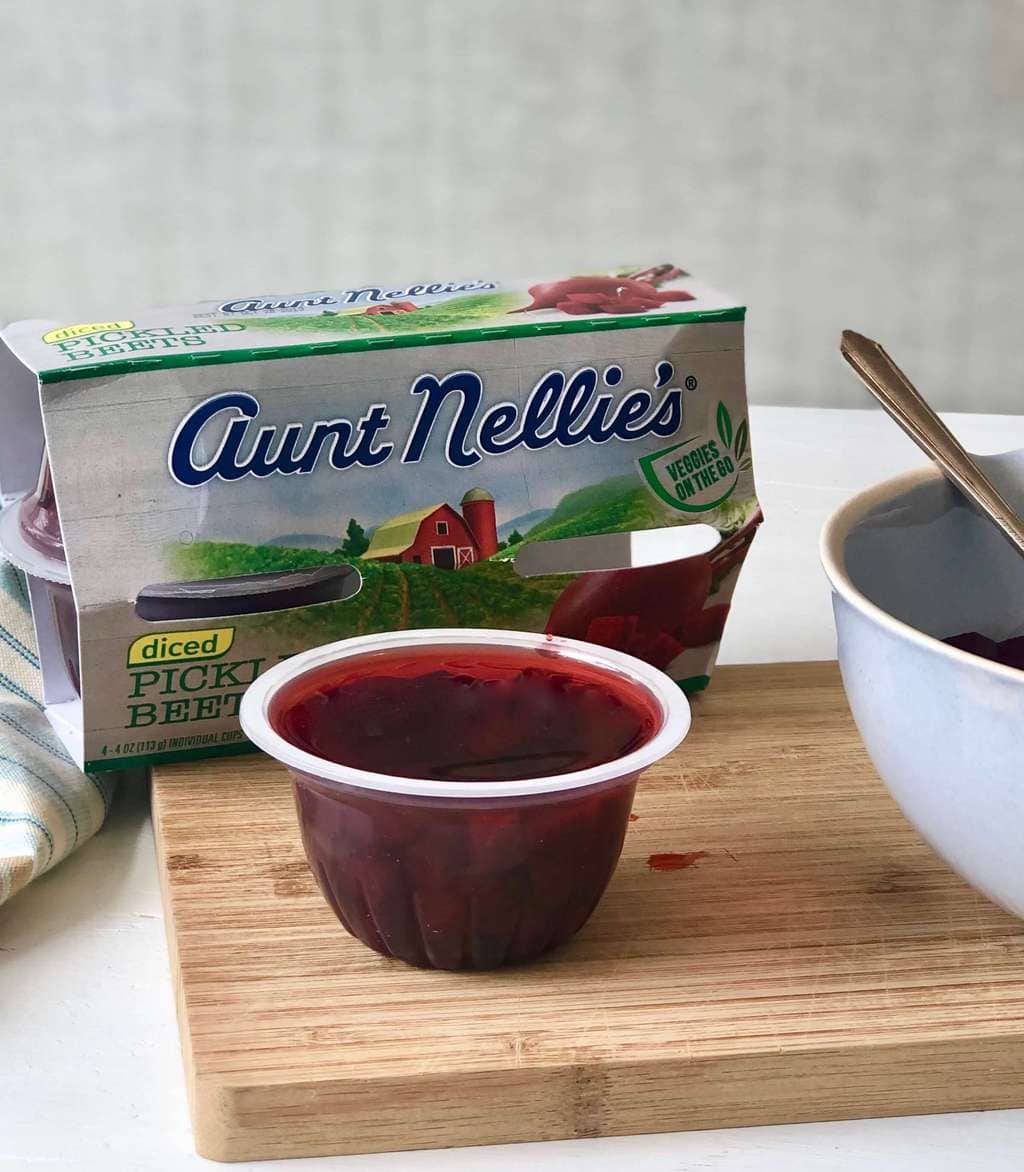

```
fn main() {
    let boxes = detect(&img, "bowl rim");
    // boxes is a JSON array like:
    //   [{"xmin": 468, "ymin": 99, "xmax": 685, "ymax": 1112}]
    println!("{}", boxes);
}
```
[
  {"xmin": 239, "ymin": 627, "xmax": 691, "ymax": 798},
  {"xmin": 820, "ymin": 462, "xmax": 1024, "ymax": 684}
]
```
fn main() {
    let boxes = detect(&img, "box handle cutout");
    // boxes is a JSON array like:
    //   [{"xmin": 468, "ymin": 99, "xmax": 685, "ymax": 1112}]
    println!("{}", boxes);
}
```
[
  {"xmin": 514, "ymin": 525, "xmax": 721, "ymax": 578},
  {"xmin": 135, "ymin": 563, "xmax": 361, "ymax": 622}
]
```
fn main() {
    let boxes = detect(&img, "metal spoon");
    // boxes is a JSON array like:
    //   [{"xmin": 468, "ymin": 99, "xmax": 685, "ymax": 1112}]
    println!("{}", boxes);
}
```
[{"xmin": 840, "ymin": 329, "xmax": 1024, "ymax": 559}]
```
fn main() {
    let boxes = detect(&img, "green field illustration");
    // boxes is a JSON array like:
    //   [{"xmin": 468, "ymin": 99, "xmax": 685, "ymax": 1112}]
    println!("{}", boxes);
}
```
[
  {"xmin": 170, "ymin": 540, "xmax": 569, "ymax": 643},
  {"xmin": 168, "ymin": 470, "xmax": 757, "ymax": 644},
  {"xmin": 521, "ymin": 474, "xmax": 660, "ymax": 545}
]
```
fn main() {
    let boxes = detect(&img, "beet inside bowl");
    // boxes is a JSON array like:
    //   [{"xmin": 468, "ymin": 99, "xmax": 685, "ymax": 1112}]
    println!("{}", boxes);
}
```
[{"xmin": 821, "ymin": 452, "xmax": 1024, "ymax": 918}]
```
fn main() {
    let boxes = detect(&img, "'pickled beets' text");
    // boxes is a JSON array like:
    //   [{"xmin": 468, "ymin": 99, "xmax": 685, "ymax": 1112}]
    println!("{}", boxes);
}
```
[
  {"xmin": 168, "ymin": 361, "xmax": 684, "ymax": 486},
  {"xmin": 126, "ymin": 657, "xmax": 265, "ymax": 728}
]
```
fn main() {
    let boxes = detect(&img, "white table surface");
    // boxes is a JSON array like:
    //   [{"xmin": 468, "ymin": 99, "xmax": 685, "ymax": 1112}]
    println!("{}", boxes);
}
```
[{"xmin": 5, "ymin": 405, "xmax": 1024, "ymax": 1172}]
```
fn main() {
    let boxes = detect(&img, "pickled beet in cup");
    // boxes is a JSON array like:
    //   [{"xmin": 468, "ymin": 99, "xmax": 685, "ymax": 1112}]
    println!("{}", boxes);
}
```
[
  {"xmin": 19, "ymin": 456, "xmax": 66, "ymax": 563},
  {"xmin": 240, "ymin": 630, "xmax": 690, "ymax": 971},
  {"xmin": 0, "ymin": 454, "xmax": 80, "ymax": 695}
]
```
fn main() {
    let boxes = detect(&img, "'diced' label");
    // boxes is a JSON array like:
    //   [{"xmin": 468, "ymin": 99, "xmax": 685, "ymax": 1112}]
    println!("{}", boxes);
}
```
[{"xmin": 637, "ymin": 402, "xmax": 751, "ymax": 513}]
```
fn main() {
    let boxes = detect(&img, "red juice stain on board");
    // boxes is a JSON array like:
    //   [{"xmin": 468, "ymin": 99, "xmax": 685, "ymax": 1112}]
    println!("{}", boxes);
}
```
[
  {"xmin": 647, "ymin": 850, "xmax": 708, "ymax": 872},
  {"xmin": 628, "ymin": 813, "xmax": 639, "ymax": 822}
]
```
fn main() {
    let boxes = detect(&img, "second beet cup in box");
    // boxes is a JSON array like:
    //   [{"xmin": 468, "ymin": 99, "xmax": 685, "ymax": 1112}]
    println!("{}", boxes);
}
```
[{"xmin": 240, "ymin": 629, "xmax": 690, "ymax": 971}]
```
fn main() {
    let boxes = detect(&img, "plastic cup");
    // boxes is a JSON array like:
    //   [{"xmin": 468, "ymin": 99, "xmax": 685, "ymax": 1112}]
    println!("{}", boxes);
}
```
[
  {"xmin": 240, "ymin": 629, "xmax": 690, "ymax": 970},
  {"xmin": 0, "ymin": 454, "xmax": 79, "ymax": 696},
  {"xmin": 19, "ymin": 455, "xmax": 66, "ymax": 563}
]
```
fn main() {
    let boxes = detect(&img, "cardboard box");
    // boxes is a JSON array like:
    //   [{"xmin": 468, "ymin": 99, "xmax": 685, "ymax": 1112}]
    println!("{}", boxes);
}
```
[{"xmin": 0, "ymin": 265, "xmax": 760, "ymax": 771}]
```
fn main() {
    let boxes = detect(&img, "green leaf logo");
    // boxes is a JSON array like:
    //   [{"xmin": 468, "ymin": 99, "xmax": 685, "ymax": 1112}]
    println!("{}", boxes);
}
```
[
  {"xmin": 733, "ymin": 419, "xmax": 748, "ymax": 462},
  {"xmin": 717, "ymin": 402, "xmax": 733, "ymax": 450}
]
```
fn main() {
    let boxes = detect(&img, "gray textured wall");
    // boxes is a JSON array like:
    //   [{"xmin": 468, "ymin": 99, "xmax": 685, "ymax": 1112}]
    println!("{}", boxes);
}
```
[{"xmin": 2, "ymin": 0, "xmax": 1022, "ymax": 410}]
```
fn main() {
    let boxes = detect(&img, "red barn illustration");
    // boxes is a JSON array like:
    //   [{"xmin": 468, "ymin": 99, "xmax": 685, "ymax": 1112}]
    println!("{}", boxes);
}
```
[{"xmin": 362, "ymin": 487, "xmax": 499, "ymax": 569}]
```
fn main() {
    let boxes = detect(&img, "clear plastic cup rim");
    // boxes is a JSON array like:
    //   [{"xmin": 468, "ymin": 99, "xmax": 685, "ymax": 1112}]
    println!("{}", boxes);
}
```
[
  {"xmin": 239, "ymin": 628, "xmax": 691, "ymax": 799},
  {"xmin": 0, "ymin": 494, "xmax": 70, "ymax": 585}
]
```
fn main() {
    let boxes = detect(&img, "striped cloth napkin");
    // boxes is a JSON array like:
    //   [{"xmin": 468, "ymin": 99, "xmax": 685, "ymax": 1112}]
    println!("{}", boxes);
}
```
[{"xmin": 0, "ymin": 558, "xmax": 117, "ymax": 905}]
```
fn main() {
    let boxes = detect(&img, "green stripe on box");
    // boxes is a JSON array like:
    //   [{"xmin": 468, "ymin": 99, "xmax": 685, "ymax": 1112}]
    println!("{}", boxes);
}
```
[
  {"xmin": 85, "ymin": 739, "xmax": 259, "ymax": 774},
  {"xmin": 39, "ymin": 306, "xmax": 746, "ymax": 384},
  {"xmin": 677, "ymin": 675, "xmax": 711, "ymax": 695}
]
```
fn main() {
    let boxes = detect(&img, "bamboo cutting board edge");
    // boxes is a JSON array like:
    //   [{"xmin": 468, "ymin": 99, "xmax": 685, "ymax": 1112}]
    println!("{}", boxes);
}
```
[
  {"xmin": 152, "ymin": 661, "xmax": 1024, "ymax": 1162},
  {"xmin": 175, "ymin": 1038, "xmax": 1024, "ymax": 1163}
]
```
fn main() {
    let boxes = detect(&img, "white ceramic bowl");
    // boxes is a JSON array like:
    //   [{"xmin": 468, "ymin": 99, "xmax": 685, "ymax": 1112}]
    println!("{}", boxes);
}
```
[{"xmin": 821, "ymin": 453, "xmax": 1024, "ymax": 918}]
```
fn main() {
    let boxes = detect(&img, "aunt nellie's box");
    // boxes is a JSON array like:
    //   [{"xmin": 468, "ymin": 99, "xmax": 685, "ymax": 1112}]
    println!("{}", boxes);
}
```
[{"xmin": 0, "ymin": 266, "xmax": 760, "ymax": 772}]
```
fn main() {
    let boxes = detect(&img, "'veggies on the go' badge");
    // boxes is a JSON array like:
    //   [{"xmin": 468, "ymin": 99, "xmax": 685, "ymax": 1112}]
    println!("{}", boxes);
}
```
[{"xmin": 637, "ymin": 401, "xmax": 751, "ymax": 512}]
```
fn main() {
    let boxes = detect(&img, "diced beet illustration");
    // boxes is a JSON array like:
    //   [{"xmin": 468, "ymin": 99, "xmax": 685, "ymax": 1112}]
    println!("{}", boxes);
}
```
[
  {"xmin": 583, "ymin": 614, "xmax": 643, "ymax": 650},
  {"xmin": 581, "ymin": 615, "xmax": 685, "ymax": 670},
  {"xmin": 676, "ymin": 603, "xmax": 731, "ymax": 649},
  {"xmin": 546, "ymin": 556, "xmax": 713, "ymax": 644},
  {"xmin": 545, "ymin": 556, "xmax": 715, "ymax": 669},
  {"xmin": 625, "ymin": 263, "xmax": 689, "ymax": 285},
  {"xmin": 624, "ymin": 628, "xmax": 686, "ymax": 669},
  {"xmin": 513, "ymin": 275, "xmax": 695, "ymax": 316}
]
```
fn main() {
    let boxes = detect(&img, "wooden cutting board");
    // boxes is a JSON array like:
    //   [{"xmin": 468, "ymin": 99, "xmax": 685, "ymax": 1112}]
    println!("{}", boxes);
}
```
[{"xmin": 152, "ymin": 662, "xmax": 1024, "ymax": 1162}]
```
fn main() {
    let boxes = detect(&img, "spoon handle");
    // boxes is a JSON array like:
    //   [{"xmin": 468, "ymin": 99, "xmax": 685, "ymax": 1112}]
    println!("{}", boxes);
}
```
[{"xmin": 840, "ymin": 330, "xmax": 1024, "ymax": 559}]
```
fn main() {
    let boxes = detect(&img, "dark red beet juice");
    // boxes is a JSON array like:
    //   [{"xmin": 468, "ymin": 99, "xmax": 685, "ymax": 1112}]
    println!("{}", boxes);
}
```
[
  {"xmin": 944, "ymin": 631, "xmax": 1024, "ymax": 671},
  {"xmin": 270, "ymin": 645, "xmax": 659, "ymax": 782},
  {"xmin": 267, "ymin": 644, "xmax": 665, "ymax": 969}
]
